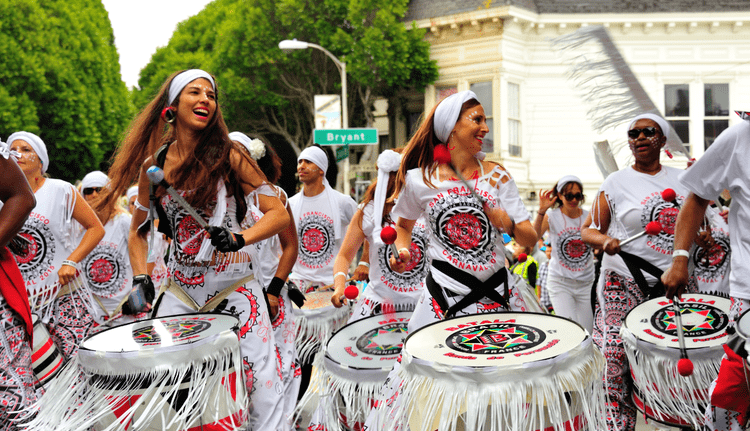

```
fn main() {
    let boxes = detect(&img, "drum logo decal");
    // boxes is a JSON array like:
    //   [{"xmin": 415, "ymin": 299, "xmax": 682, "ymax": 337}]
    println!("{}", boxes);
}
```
[
  {"xmin": 298, "ymin": 212, "xmax": 335, "ymax": 269},
  {"xmin": 641, "ymin": 192, "xmax": 683, "ymax": 255},
  {"xmin": 446, "ymin": 323, "xmax": 545, "ymax": 354},
  {"xmin": 430, "ymin": 193, "xmax": 497, "ymax": 269},
  {"xmin": 132, "ymin": 319, "xmax": 211, "ymax": 344},
  {"xmin": 693, "ymin": 228, "xmax": 730, "ymax": 284},
  {"xmin": 356, "ymin": 322, "xmax": 408, "ymax": 356},
  {"xmin": 12, "ymin": 217, "xmax": 55, "ymax": 284},
  {"xmin": 82, "ymin": 242, "xmax": 127, "ymax": 297},
  {"xmin": 378, "ymin": 223, "xmax": 429, "ymax": 292},
  {"xmin": 651, "ymin": 302, "xmax": 728, "ymax": 338},
  {"xmin": 557, "ymin": 228, "xmax": 590, "ymax": 272}
]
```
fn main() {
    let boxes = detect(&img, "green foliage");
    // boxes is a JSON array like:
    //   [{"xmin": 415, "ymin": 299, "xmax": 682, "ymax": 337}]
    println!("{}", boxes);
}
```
[
  {"xmin": 134, "ymin": 0, "xmax": 437, "ymax": 153},
  {"xmin": 0, "ymin": 0, "xmax": 132, "ymax": 182}
]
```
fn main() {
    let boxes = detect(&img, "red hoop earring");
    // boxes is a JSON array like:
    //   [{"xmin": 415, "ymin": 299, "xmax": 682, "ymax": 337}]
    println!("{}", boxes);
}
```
[{"xmin": 161, "ymin": 107, "xmax": 176, "ymax": 123}]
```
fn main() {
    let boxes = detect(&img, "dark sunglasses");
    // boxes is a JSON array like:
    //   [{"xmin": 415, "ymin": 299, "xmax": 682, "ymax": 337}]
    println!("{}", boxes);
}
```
[
  {"xmin": 83, "ymin": 187, "xmax": 102, "ymax": 195},
  {"xmin": 563, "ymin": 192, "xmax": 583, "ymax": 201},
  {"xmin": 627, "ymin": 127, "xmax": 658, "ymax": 139}
]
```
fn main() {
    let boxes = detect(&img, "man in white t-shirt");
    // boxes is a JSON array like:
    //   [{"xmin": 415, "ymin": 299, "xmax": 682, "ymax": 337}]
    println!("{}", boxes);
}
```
[{"xmin": 662, "ymin": 116, "xmax": 750, "ymax": 431}]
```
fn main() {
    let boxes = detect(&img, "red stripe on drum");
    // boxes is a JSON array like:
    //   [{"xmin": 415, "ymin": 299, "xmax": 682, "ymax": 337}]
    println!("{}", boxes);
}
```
[{"xmin": 32, "ymin": 337, "xmax": 55, "ymax": 362}]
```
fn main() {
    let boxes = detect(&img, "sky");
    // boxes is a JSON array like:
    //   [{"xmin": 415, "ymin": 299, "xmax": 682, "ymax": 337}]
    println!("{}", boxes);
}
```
[{"xmin": 101, "ymin": 0, "xmax": 214, "ymax": 88}]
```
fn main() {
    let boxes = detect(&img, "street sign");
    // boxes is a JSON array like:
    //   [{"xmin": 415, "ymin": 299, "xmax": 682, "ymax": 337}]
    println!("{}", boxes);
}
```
[
  {"xmin": 314, "ymin": 128, "xmax": 378, "ymax": 145},
  {"xmin": 335, "ymin": 145, "xmax": 349, "ymax": 162}
]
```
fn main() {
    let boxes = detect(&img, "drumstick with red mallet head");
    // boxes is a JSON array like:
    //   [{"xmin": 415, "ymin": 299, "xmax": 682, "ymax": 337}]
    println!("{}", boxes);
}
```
[
  {"xmin": 338, "ymin": 284, "xmax": 359, "ymax": 304},
  {"xmin": 381, "ymin": 225, "xmax": 402, "ymax": 262},
  {"xmin": 146, "ymin": 166, "xmax": 208, "ymax": 229},
  {"xmin": 619, "ymin": 221, "xmax": 662, "ymax": 247},
  {"xmin": 672, "ymin": 297, "xmax": 694, "ymax": 376}
]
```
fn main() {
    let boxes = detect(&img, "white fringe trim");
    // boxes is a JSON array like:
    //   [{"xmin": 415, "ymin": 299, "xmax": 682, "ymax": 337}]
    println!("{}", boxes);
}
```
[
  {"xmin": 294, "ymin": 304, "xmax": 351, "ymax": 364},
  {"xmin": 621, "ymin": 327, "xmax": 721, "ymax": 429},
  {"xmin": 19, "ymin": 337, "xmax": 248, "ymax": 431},
  {"xmin": 379, "ymin": 343, "xmax": 607, "ymax": 431}
]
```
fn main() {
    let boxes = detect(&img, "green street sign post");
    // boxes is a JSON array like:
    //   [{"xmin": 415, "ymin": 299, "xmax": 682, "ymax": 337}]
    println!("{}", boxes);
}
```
[
  {"xmin": 314, "ymin": 128, "xmax": 378, "ymax": 146},
  {"xmin": 335, "ymin": 145, "xmax": 349, "ymax": 162}
]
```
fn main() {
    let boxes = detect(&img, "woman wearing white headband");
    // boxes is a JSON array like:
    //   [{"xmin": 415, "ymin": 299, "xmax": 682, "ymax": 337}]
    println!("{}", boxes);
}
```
[
  {"xmin": 581, "ymin": 113, "xmax": 700, "ymax": 431},
  {"xmin": 533, "ymin": 175, "xmax": 594, "ymax": 333},
  {"xmin": 6, "ymin": 132, "xmax": 104, "ymax": 362},
  {"xmin": 94, "ymin": 70, "xmax": 290, "ymax": 430}
]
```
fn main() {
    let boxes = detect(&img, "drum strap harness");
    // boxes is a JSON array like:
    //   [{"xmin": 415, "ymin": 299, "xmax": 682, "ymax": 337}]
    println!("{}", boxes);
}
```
[
  {"xmin": 161, "ymin": 274, "xmax": 255, "ymax": 313},
  {"xmin": 426, "ymin": 260, "xmax": 509, "ymax": 318},
  {"xmin": 619, "ymin": 251, "xmax": 665, "ymax": 299}
]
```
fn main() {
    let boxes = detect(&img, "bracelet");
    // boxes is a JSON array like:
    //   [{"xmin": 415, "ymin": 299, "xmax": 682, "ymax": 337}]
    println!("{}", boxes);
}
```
[
  {"xmin": 61, "ymin": 260, "xmax": 78, "ymax": 269},
  {"xmin": 397, "ymin": 248, "xmax": 409, "ymax": 256},
  {"xmin": 134, "ymin": 199, "xmax": 150, "ymax": 212},
  {"xmin": 357, "ymin": 261, "xmax": 370, "ymax": 268},
  {"xmin": 334, "ymin": 272, "xmax": 348, "ymax": 280},
  {"xmin": 537, "ymin": 211, "xmax": 546, "ymax": 216},
  {"xmin": 672, "ymin": 249, "xmax": 690, "ymax": 260}
]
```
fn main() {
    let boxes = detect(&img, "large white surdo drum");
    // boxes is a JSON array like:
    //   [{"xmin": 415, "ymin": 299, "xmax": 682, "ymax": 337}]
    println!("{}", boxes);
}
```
[
  {"xmin": 621, "ymin": 294, "xmax": 730, "ymax": 429},
  {"xmin": 384, "ymin": 312, "xmax": 606, "ymax": 431},
  {"xmin": 22, "ymin": 313, "xmax": 248, "ymax": 431}
]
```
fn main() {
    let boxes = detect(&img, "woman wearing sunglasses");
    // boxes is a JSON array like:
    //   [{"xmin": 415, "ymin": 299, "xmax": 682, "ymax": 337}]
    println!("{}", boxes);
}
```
[
  {"xmin": 581, "ymin": 114, "xmax": 696, "ymax": 431},
  {"xmin": 533, "ymin": 175, "xmax": 594, "ymax": 333},
  {"xmin": 6, "ymin": 132, "xmax": 104, "ymax": 362}
]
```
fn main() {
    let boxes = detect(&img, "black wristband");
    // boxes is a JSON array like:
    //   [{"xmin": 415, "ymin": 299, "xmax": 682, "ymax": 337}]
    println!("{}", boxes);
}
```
[{"xmin": 267, "ymin": 277, "xmax": 285, "ymax": 297}]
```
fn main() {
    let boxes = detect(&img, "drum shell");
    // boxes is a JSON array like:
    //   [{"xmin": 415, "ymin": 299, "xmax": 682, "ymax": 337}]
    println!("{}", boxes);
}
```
[
  {"xmin": 31, "ymin": 313, "xmax": 63, "ymax": 389},
  {"xmin": 294, "ymin": 290, "xmax": 351, "ymax": 363}
]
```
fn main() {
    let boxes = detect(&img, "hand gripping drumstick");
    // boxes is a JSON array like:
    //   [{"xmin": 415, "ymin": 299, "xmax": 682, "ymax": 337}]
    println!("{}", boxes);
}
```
[
  {"xmin": 619, "ymin": 221, "xmax": 662, "ymax": 247},
  {"xmin": 672, "ymin": 297, "xmax": 694, "ymax": 376},
  {"xmin": 380, "ymin": 226, "xmax": 401, "ymax": 262},
  {"xmin": 146, "ymin": 166, "xmax": 208, "ymax": 229}
]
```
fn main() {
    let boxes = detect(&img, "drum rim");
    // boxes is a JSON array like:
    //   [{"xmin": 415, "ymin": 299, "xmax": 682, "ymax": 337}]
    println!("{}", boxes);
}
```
[
  {"xmin": 621, "ymin": 293, "xmax": 730, "ymax": 351},
  {"xmin": 323, "ymin": 310, "xmax": 412, "ymax": 372},
  {"xmin": 403, "ymin": 311, "xmax": 588, "ymax": 368},
  {"xmin": 79, "ymin": 312, "xmax": 241, "ymax": 353},
  {"xmin": 736, "ymin": 308, "xmax": 750, "ymax": 339}
]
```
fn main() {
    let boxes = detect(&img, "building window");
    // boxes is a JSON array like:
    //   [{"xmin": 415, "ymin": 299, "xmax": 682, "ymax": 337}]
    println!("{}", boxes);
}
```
[
  {"xmin": 436, "ymin": 86, "xmax": 457, "ymax": 104},
  {"xmin": 704, "ymin": 83, "xmax": 729, "ymax": 149},
  {"xmin": 470, "ymin": 81, "xmax": 494, "ymax": 153},
  {"xmin": 508, "ymin": 82, "xmax": 521, "ymax": 157},
  {"xmin": 665, "ymin": 84, "xmax": 690, "ymax": 154}
]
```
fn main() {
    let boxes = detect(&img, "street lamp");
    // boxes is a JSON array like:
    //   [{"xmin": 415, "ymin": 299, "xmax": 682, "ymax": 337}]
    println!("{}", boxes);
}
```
[{"xmin": 279, "ymin": 39, "xmax": 350, "ymax": 192}]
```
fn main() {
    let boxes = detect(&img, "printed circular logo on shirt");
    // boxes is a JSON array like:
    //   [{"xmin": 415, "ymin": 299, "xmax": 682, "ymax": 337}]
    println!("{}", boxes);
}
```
[
  {"xmin": 557, "ymin": 228, "xmax": 591, "ymax": 271},
  {"xmin": 12, "ymin": 219, "xmax": 55, "ymax": 281},
  {"xmin": 298, "ymin": 213, "xmax": 335, "ymax": 268},
  {"xmin": 378, "ymin": 223, "xmax": 429, "ymax": 293},
  {"xmin": 641, "ymin": 192, "xmax": 682, "ymax": 255},
  {"xmin": 82, "ymin": 243, "xmax": 126, "ymax": 298},
  {"xmin": 131, "ymin": 319, "xmax": 212, "ymax": 345},
  {"xmin": 446, "ymin": 322, "xmax": 546, "ymax": 354},
  {"xmin": 650, "ymin": 301, "xmax": 729, "ymax": 339},
  {"xmin": 356, "ymin": 321, "xmax": 408, "ymax": 356},
  {"xmin": 692, "ymin": 228, "xmax": 730, "ymax": 284},
  {"xmin": 175, "ymin": 211, "xmax": 205, "ymax": 256},
  {"xmin": 430, "ymin": 193, "xmax": 496, "ymax": 267}
]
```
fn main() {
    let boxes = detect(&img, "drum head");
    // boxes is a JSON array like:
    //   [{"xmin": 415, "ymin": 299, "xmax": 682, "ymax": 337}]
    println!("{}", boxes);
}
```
[
  {"xmin": 80, "ymin": 313, "xmax": 240, "ymax": 352},
  {"xmin": 623, "ymin": 294, "xmax": 730, "ymax": 350},
  {"xmin": 325, "ymin": 311, "xmax": 410, "ymax": 370},
  {"xmin": 404, "ymin": 312, "xmax": 586, "ymax": 367},
  {"xmin": 736, "ymin": 309, "xmax": 750, "ymax": 340},
  {"xmin": 295, "ymin": 290, "xmax": 335, "ymax": 311}
]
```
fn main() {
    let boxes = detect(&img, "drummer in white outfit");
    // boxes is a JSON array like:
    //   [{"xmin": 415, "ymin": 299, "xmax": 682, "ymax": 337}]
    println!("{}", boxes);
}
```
[{"xmin": 532, "ymin": 175, "xmax": 595, "ymax": 333}]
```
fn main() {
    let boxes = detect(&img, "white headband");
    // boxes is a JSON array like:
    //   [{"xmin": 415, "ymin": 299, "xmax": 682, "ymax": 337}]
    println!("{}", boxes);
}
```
[
  {"xmin": 81, "ymin": 171, "xmax": 109, "ymax": 189},
  {"xmin": 126, "ymin": 185, "xmax": 139, "ymax": 201},
  {"xmin": 298, "ymin": 146, "xmax": 329, "ymax": 186},
  {"xmin": 556, "ymin": 175, "xmax": 582, "ymax": 193},
  {"xmin": 229, "ymin": 131, "xmax": 266, "ymax": 160},
  {"xmin": 7, "ymin": 131, "xmax": 48, "ymax": 173},
  {"xmin": 628, "ymin": 113, "xmax": 670, "ymax": 139},
  {"xmin": 373, "ymin": 150, "xmax": 402, "ymax": 230},
  {"xmin": 433, "ymin": 90, "xmax": 478, "ymax": 144},
  {"xmin": 168, "ymin": 69, "xmax": 216, "ymax": 106}
]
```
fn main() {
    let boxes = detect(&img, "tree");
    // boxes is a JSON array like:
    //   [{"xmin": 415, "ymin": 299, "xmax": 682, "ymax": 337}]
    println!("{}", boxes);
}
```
[
  {"xmin": 0, "ymin": 0, "xmax": 132, "ymax": 182},
  {"xmin": 134, "ymin": 0, "xmax": 437, "ymax": 156}
]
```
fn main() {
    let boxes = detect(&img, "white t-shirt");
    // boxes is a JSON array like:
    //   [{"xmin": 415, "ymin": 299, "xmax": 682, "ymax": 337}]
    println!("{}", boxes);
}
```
[
  {"xmin": 288, "ymin": 188, "xmax": 357, "ymax": 284},
  {"xmin": 81, "ymin": 212, "xmax": 133, "ymax": 322},
  {"xmin": 594, "ymin": 166, "xmax": 689, "ymax": 285},
  {"xmin": 690, "ymin": 207, "xmax": 731, "ymax": 296},
  {"xmin": 680, "ymin": 119, "xmax": 750, "ymax": 299},
  {"xmin": 547, "ymin": 208, "xmax": 594, "ymax": 280},
  {"xmin": 360, "ymin": 201, "xmax": 428, "ymax": 305},
  {"xmin": 392, "ymin": 164, "xmax": 530, "ymax": 295}
]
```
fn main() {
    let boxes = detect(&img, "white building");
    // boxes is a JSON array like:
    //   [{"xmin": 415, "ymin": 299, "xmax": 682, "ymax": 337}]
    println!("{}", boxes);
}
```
[{"xmin": 368, "ymin": 0, "xmax": 750, "ymax": 210}]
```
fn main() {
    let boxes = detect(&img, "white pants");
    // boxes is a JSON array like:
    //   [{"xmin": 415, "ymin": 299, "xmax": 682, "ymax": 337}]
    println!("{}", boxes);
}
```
[{"xmin": 547, "ymin": 274, "xmax": 594, "ymax": 334}]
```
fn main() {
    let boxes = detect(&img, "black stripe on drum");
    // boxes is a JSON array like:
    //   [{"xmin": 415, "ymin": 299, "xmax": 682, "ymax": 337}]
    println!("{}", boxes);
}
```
[{"xmin": 34, "ymin": 348, "xmax": 62, "ymax": 376}]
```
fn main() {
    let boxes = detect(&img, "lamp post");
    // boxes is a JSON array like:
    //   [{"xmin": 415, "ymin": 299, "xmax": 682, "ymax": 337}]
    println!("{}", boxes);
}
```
[{"xmin": 279, "ymin": 39, "xmax": 349, "ymax": 192}]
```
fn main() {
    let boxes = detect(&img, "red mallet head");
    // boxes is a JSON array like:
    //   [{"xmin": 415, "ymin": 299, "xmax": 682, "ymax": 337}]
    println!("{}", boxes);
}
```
[
  {"xmin": 518, "ymin": 253, "xmax": 528, "ymax": 262},
  {"xmin": 380, "ymin": 226, "xmax": 397, "ymax": 245},
  {"xmin": 645, "ymin": 221, "xmax": 662, "ymax": 236},
  {"xmin": 433, "ymin": 144, "xmax": 451, "ymax": 165},
  {"xmin": 661, "ymin": 188, "xmax": 677, "ymax": 202},
  {"xmin": 677, "ymin": 358, "xmax": 694, "ymax": 377},
  {"xmin": 344, "ymin": 284, "xmax": 359, "ymax": 300}
]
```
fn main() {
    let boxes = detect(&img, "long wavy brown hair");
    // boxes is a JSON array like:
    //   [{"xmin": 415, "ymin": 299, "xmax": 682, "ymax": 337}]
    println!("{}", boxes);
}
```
[{"xmin": 94, "ymin": 70, "xmax": 264, "ymax": 223}]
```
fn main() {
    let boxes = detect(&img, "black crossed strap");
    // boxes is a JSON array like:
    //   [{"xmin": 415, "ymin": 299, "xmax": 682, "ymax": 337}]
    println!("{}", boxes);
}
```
[
  {"xmin": 426, "ymin": 260, "xmax": 509, "ymax": 319},
  {"xmin": 618, "ymin": 250, "xmax": 666, "ymax": 299}
]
